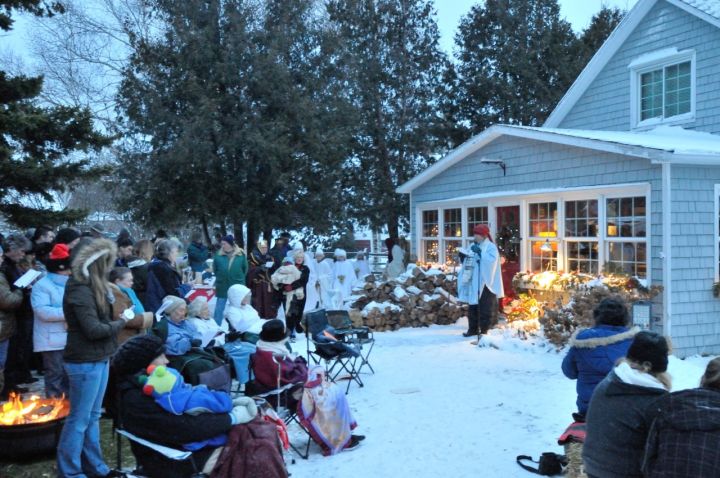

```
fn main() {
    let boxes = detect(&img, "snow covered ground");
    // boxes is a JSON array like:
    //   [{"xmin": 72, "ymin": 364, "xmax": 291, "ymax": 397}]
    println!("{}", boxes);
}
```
[{"xmin": 288, "ymin": 320, "xmax": 715, "ymax": 478}]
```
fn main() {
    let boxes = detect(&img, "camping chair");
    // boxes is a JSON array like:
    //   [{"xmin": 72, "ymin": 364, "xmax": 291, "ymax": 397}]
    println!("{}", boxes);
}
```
[
  {"xmin": 246, "ymin": 354, "xmax": 312, "ymax": 460},
  {"xmin": 302, "ymin": 309, "xmax": 363, "ymax": 394},
  {"xmin": 326, "ymin": 309, "xmax": 375, "ymax": 375}
]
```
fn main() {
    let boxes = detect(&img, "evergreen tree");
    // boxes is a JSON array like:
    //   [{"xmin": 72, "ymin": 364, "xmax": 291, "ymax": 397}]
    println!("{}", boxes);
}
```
[
  {"xmin": 328, "ymin": 0, "xmax": 449, "ymax": 236},
  {"xmin": 117, "ymin": 0, "xmax": 352, "ymax": 244},
  {"xmin": 450, "ymin": 1, "xmax": 624, "ymax": 144},
  {"xmin": 0, "ymin": 1, "xmax": 110, "ymax": 228}
]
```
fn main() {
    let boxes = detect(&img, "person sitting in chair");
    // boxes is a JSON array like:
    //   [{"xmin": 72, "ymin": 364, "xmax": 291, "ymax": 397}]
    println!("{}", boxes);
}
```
[
  {"xmin": 224, "ymin": 284, "xmax": 265, "ymax": 343},
  {"xmin": 112, "ymin": 335, "xmax": 262, "ymax": 478},
  {"xmin": 251, "ymin": 319, "xmax": 365, "ymax": 455}
]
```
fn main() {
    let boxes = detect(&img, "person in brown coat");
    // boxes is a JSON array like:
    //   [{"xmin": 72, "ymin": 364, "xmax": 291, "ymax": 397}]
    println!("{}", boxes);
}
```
[{"xmin": 0, "ymin": 244, "xmax": 23, "ymax": 398}]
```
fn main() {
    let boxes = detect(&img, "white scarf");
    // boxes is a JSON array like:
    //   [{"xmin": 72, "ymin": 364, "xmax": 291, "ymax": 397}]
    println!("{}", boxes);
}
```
[
  {"xmin": 256, "ymin": 339, "xmax": 297, "ymax": 360},
  {"xmin": 614, "ymin": 361, "xmax": 666, "ymax": 390}
]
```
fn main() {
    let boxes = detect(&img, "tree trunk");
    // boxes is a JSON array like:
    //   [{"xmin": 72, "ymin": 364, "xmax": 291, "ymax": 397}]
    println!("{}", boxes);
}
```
[
  {"xmin": 263, "ymin": 228, "xmax": 273, "ymax": 245},
  {"xmin": 387, "ymin": 216, "xmax": 399, "ymax": 239},
  {"xmin": 246, "ymin": 221, "xmax": 257, "ymax": 251},
  {"xmin": 201, "ymin": 215, "xmax": 211, "ymax": 245},
  {"xmin": 234, "ymin": 220, "xmax": 245, "ymax": 248}
]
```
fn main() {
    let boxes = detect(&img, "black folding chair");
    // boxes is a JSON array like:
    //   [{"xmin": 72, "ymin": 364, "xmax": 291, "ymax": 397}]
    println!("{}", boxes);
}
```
[
  {"xmin": 246, "ymin": 354, "xmax": 312, "ymax": 460},
  {"xmin": 302, "ymin": 309, "xmax": 363, "ymax": 394},
  {"xmin": 326, "ymin": 309, "xmax": 375, "ymax": 375}
]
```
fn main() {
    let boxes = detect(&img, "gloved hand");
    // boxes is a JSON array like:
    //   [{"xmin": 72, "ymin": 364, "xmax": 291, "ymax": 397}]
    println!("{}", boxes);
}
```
[
  {"xmin": 225, "ymin": 330, "xmax": 242, "ymax": 343},
  {"xmin": 471, "ymin": 243, "xmax": 482, "ymax": 255},
  {"xmin": 190, "ymin": 338, "xmax": 202, "ymax": 348},
  {"xmin": 229, "ymin": 398, "xmax": 259, "ymax": 425}
]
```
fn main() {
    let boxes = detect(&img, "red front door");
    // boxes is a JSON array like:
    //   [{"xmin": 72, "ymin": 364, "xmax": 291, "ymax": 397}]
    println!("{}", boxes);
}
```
[{"xmin": 496, "ymin": 206, "xmax": 521, "ymax": 301}]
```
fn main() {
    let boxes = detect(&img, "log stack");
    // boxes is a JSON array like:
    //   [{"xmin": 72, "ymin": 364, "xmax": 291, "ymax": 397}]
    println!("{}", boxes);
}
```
[{"xmin": 347, "ymin": 266, "xmax": 468, "ymax": 332}]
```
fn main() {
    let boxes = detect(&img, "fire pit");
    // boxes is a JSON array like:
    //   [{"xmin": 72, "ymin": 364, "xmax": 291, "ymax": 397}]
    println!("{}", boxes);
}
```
[{"xmin": 0, "ymin": 393, "xmax": 70, "ymax": 459}]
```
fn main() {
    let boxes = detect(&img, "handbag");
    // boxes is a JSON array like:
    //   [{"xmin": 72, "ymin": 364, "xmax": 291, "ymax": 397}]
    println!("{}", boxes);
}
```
[
  {"xmin": 516, "ymin": 453, "xmax": 567, "ymax": 476},
  {"xmin": 197, "ymin": 363, "xmax": 232, "ymax": 393}
]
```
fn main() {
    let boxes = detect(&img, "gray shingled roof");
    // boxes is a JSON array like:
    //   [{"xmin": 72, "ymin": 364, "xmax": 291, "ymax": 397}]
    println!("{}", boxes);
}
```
[{"xmin": 679, "ymin": 0, "xmax": 720, "ymax": 20}]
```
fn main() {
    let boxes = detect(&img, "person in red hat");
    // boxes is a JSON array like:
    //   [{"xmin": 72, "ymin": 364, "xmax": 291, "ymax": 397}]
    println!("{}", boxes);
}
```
[
  {"xmin": 457, "ymin": 225, "xmax": 504, "ymax": 339},
  {"xmin": 30, "ymin": 243, "xmax": 72, "ymax": 397}
]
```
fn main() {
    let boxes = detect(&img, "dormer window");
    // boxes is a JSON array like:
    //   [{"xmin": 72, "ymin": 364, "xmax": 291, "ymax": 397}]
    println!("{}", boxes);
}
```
[{"xmin": 629, "ymin": 48, "xmax": 695, "ymax": 129}]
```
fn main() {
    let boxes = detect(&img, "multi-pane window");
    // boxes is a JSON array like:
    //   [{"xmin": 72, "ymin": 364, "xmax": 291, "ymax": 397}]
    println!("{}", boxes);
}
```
[
  {"xmin": 422, "ymin": 210, "xmax": 439, "ymax": 237},
  {"xmin": 421, "ymin": 210, "xmax": 439, "ymax": 264},
  {"xmin": 565, "ymin": 200, "xmax": 598, "ymax": 237},
  {"xmin": 607, "ymin": 242, "xmax": 647, "ymax": 277},
  {"xmin": 423, "ymin": 240, "xmax": 439, "ymax": 263},
  {"xmin": 607, "ymin": 197, "xmax": 646, "ymax": 237},
  {"xmin": 640, "ymin": 61, "xmax": 691, "ymax": 122},
  {"xmin": 529, "ymin": 202, "xmax": 558, "ymax": 237},
  {"xmin": 567, "ymin": 241, "xmax": 599, "ymax": 274},
  {"xmin": 467, "ymin": 207, "xmax": 489, "ymax": 232},
  {"xmin": 531, "ymin": 240, "xmax": 558, "ymax": 272},
  {"xmin": 443, "ymin": 208, "xmax": 462, "ymax": 238}
]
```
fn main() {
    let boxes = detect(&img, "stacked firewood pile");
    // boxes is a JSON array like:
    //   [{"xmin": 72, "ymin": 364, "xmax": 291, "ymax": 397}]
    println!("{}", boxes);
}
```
[{"xmin": 347, "ymin": 267, "xmax": 468, "ymax": 332}]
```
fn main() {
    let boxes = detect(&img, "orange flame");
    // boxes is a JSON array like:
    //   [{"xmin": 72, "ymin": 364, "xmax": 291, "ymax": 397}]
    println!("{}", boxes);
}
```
[{"xmin": 0, "ymin": 393, "xmax": 70, "ymax": 426}]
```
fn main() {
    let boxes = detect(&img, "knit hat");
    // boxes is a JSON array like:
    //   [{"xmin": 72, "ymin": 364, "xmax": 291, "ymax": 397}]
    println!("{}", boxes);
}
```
[
  {"xmin": 112, "ymin": 335, "xmax": 166, "ymax": 376},
  {"xmin": 473, "ymin": 225, "xmax": 493, "ymax": 242},
  {"xmin": 593, "ymin": 298, "xmax": 629, "ymax": 326},
  {"xmin": 626, "ymin": 331, "xmax": 669, "ymax": 373},
  {"xmin": 46, "ymin": 244, "xmax": 72, "ymax": 273},
  {"xmin": 260, "ymin": 319, "xmax": 286, "ymax": 343},
  {"xmin": 221, "ymin": 235, "xmax": 235, "ymax": 246},
  {"xmin": 117, "ymin": 237, "xmax": 134, "ymax": 248},
  {"xmin": 55, "ymin": 228, "xmax": 81, "ymax": 247}
]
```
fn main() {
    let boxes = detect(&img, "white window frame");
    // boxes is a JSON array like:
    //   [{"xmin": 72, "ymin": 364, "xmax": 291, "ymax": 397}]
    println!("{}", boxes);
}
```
[
  {"xmin": 715, "ymin": 184, "xmax": 720, "ymax": 282},
  {"xmin": 629, "ymin": 48, "xmax": 696, "ymax": 130},
  {"xmin": 527, "ymin": 200, "xmax": 561, "ymax": 272},
  {"xmin": 419, "ymin": 208, "xmax": 440, "ymax": 264},
  {"xmin": 414, "ymin": 183, "xmax": 651, "ymax": 281}
]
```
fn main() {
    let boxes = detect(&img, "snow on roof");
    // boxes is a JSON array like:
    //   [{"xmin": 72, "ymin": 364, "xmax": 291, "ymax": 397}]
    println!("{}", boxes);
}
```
[
  {"xmin": 508, "ymin": 125, "xmax": 720, "ymax": 156},
  {"xmin": 677, "ymin": 0, "xmax": 720, "ymax": 21}
]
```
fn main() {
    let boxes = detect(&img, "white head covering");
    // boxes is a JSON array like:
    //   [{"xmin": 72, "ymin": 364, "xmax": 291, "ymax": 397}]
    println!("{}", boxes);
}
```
[
  {"xmin": 315, "ymin": 246, "xmax": 324, "ymax": 257},
  {"xmin": 334, "ymin": 248, "xmax": 347, "ymax": 258},
  {"xmin": 291, "ymin": 242, "xmax": 304, "ymax": 251}
]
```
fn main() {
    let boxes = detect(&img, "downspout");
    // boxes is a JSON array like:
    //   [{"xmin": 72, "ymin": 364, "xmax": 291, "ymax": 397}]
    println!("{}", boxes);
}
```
[{"xmin": 661, "ymin": 162, "xmax": 672, "ymax": 337}]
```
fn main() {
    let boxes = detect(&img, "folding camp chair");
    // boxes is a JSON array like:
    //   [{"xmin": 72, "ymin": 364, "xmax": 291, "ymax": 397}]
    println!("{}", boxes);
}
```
[
  {"xmin": 326, "ymin": 309, "xmax": 375, "ymax": 375},
  {"xmin": 302, "ymin": 309, "xmax": 363, "ymax": 394},
  {"xmin": 246, "ymin": 354, "xmax": 312, "ymax": 460}
]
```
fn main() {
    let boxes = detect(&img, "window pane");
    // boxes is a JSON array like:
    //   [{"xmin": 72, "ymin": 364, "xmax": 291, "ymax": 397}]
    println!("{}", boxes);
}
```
[
  {"xmin": 607, "ymin": 197, "xmax": 646, "ymax": 238},
  {"xmin": 422, "ymin": 210, "xmax": 439, "ymax": 237},
  {"xmin": 565, "ymin": 200, "xmax": 598, "ymax": 237},
  {"xmin": 530, "ymin": 240, "xmax": 558, "ymax": 272},
  {"xmin": 529, "ymin": 202, "xmax": 557, "ymax": 237},
  {"xmin": 606, "ymin": 242, "xmax": 647, "ymax": 278},
  {"xmin": 423, "ymin": 240, "xmax": 439, "ymax": 263},
  {"xmin": 443, "ymin": 208, "xmax": 462, "ymax": 238},
  {"xmin": 467, "ymin": 207, "xmax": 488, "ymax": 234},
  {"xmin": 567, "ymin": 241, "xmax": 599, "ymax": 274},
  {"xmin": 444, "ymin": 240, "xmax": 462, "ymax": 266},
  {"xmin": 663, "ymin": 61, "xmax": 691, "ymax": 119}
]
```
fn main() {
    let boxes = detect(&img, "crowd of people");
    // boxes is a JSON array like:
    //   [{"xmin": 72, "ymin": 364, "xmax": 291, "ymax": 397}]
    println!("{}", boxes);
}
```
[
  {"xmin": 0, "ymin": 224, "xmax": 383, "ymax": 478},
  {"xmin": 562, "ymin": 298, "xmax": 720, "ymax": 478}
]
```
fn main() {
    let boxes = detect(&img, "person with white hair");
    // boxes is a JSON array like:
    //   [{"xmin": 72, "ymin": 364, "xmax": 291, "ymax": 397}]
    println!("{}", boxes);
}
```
[
  {"xmin": 186, "ymin": 296, "xmax": 226, "ymax": 347},
  {"xmin": 332, "ymin": 249, "xmax": 357, "ymax": 308}
]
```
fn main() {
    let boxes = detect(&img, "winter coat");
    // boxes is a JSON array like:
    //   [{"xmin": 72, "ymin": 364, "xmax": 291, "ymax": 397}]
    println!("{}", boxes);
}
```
[
  {"xmin": 457, "ymin": 239, "xmax": 504, "ymax": 304},
  {"xmin": 146, "ymin": 259, "xmax": 183, "ymax": 313},
  {"xmin": 210, "ymin": 417, "xmax": 288, "ymax": 478},
  {"xmin": 30, "ymin": 272, "xmax": 69, "ymax": 352},
  {"xmin": 63, "ymin": 241, "xmax": 126, "ymax": 363},
  {"xmin": 117, "ymin": 376, "xmax": 232, "ymax": 478},
  {"xmin": 583, "ymin": 368, "xmax": 668, "ymax": 478},
  {"xmin": 164, "ymin": 318, "xmax": 199, "ymax": 356},
  {"xmin": 128, "ymin": 257, "xmax": 149, "ymax": 307},
  {"xmin": 225, "ymin": 284, "xmax": 263, "ymax": 335},
  {"xmin": 110, "ymin": 285, "xmax": 153, "ymax": 345},
  {"xmin": 643, "ymin": 388, "xmax": 720, "ymax": 478},
  {"xmin": 252, "ymin": 348, "xmax": 308, "ymax": 390},
  {"xmin": 0, "ymin": 267, "xmax": 22, "ymax": 343},
  {"xmin": 562, "ymin": 325, "xmax": 638, "ymax": 414},
  {"xmin": 213, "ymin": 246, "xmax": 248, "ymax": 299},
  {"xmin": 187, "ymin": 242, "xmax": 209, "ymax": 273}
]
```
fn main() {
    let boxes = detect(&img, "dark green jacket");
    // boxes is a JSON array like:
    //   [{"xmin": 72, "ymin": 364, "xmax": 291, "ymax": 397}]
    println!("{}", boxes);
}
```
[{"xmin": 213, "ymin": 246, "xmax": 248, "ymax": 298}]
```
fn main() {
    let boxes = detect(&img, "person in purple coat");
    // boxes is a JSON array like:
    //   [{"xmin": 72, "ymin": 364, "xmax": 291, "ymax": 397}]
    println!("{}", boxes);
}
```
[{"xmin": 562, "ymin": 297, "xmax": 639, "ymax": 420}]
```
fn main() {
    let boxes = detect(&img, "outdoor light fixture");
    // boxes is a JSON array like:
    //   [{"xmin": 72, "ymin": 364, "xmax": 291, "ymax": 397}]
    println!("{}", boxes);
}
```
[
  {"xmin": 540, "ymin": 239, "xmax": 552, "ymax": 252},
  {"xmin": 632, "ymin": 301, "xmax": 651, "ymax": 329},
  {"xmin": 480, "ymin": 158, "xmax": 506, "ymax": 176}
]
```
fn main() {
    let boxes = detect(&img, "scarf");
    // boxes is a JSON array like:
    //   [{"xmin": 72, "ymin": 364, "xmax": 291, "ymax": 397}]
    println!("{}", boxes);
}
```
[
  {"xmin": 614, "ymin": 361, "xmax": 667, "ymax": 390},
  {"xmin": 256, "ymin": 339, "xmax": 297, "ymax": 360}
]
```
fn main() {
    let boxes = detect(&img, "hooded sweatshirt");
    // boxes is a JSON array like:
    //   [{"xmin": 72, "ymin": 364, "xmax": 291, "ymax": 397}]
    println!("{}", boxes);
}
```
[{"xmin": 224, "ymin": 284, "xmax": 263, "ymax": 334}]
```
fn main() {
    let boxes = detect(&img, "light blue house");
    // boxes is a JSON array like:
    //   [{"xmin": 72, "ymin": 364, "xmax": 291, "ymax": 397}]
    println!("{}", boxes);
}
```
[{"xmin": 398, "ymin": 0, "xmax": 720, "ymax": 356}]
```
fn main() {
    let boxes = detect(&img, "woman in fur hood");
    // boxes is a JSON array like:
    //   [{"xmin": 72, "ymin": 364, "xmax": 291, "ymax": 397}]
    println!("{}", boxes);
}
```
[{"xmin": 561, "ymin": 297, "xmax": 638, "ymax": 420}]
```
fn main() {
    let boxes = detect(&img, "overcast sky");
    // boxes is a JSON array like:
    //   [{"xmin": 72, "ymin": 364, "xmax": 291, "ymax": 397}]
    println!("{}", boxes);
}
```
[{"xmin": 2, "ymin": 0, "xmax": 641, "ymax": 66}]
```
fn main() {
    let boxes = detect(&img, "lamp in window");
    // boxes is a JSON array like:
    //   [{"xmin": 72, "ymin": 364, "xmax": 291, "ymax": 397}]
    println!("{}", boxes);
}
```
[{"xmin": 540, "ymin": 239, "xmax": 552, "ymax": 252}]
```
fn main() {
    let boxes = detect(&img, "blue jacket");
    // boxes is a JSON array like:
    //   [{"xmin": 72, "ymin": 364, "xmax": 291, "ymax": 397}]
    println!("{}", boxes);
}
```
[
  {"xmin": 165, "ymin": 318, "xmax": 199, "ymax": 356},
  {"xmin": 562, "ymin": 325, "xmax": 638, "ymax": 414},
  {"xmin": 31, "ymin": 272, "xmax": 69, "ymax": 352}
]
